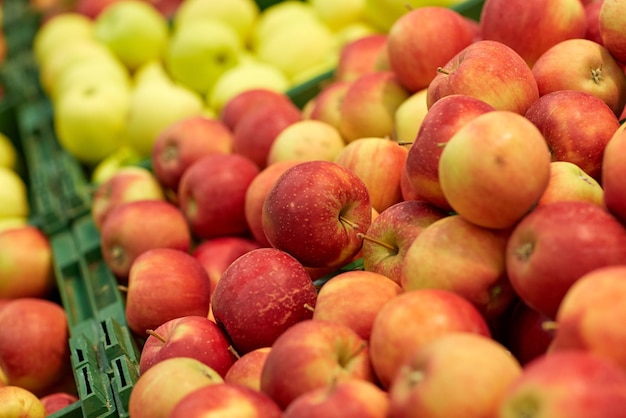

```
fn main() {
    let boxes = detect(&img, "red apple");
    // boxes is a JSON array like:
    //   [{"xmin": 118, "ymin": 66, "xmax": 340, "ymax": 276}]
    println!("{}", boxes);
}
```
[
  {"xmin": 427, "ymin": 40, "xmax": 540, "ymax": 115},
  {"xmin": 0, "ymin": 226, "xmax": 54, "ymax": 299},
  {"xmin": 220, "ymin": 88, "xmax": 298, "ymax": 131},
  {"xmin": 404, "ymin": 93, "xmax": 495, "ymax": 211},
  {"xmin": 151, "ymin": 115, "xmax": 234, "ymax": 193},
  {"xmin": 91, "ymin": 166, "xmax": 166, "ymax": 230},
  {"xmin": 361, "ymin": 200, "xmax": 448, "ymax": 284},
  {"xmin": 308, "ymin": 80, "xmax": 351, "ymax": 133},
  {"xmin": 602, "ymin": 127, "xmax": 626, "ymax": 223},
  {"xmin": 100, "ymin": 199, "xmax": 192, "ymax": 280},
  {"xmin": 211, "ymin": 247, "xmax": 318, "ymax": 355},
  {"xmin": 39, "ymin": 392, "xmax": 79, "ymax": 416},
  {"xmin": 525, "ymin": 89, "xmax": 620, "ymax": 180},
  {"xmin": 480, "ymin": 0, "xmax": 587, "ymax": 67},
  {"xmin": 438, "ymin": 110, "xmax": 551, "ymax": 230},
  {"xmin": 262, "ymin": 160, "xmax": 372, "ymax": 269},
  {"xmin": 505, "ymin": 200, "xmax": 626, "ymax": 319},
  {"xmin": 334, "ymin": 34, "xmax": 388, "ymax": 83},
  {"xmin": 532, "ymin": 38, "xmax": 626, "ymax": 116},
  {"xmin": 585, "ymin": 0, "xmax": 605, "ymax": 45},
  {"xmin": 498, "ymin": 351, "xmax": 626, "ymax": 418},
  {"xmin": 599, "ymin": 0, "xmax": 626, "ymax": 64},
  {"xmin": 388, "ymin": 332, "xmax": 522, "ymax": 418},
  {"xmin": 504, "ymin": 300, "xmax": 556, "ymax": 366},
  {"xmin": 537, "ymin": 161, "xmax": 605, "ymax": 208},
  {"xmin": 0, "ymin": 386, "xmax": 46, "ymax": 417},
  {"xmin": 260, "ymin": 319, "xmax": 376, "ymax": 409},
  {"xmin": 125, "ymin": 248, "xmax": 212, "ymax": 338},
  {"xmin": 224, "ymin": 347, "xmax": 271, "ymax": 392},
  {"xmin": 369, "ymin": 288, "xmax": 491, "ymax": 388},
  {"xmin": 139, "ymin": 315, "xmax": 236, "ymax": 377},
  {"xmin": 177, "ymin": 153, "xmax": 260, "ymax": 240},
  {"xmin": 387, "ymin": 6, "xmax": 476, "ymax": 93}
]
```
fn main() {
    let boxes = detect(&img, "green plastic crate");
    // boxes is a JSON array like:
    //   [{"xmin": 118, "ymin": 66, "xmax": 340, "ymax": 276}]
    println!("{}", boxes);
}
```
[{"xmin": 1, "ymin": 1, "xmax": 41, "ymax": 59}]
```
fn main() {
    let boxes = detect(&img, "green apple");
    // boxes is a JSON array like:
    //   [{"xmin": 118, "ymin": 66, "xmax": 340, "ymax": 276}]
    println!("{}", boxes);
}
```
[
  {"xmin": 165, "ymin": 18, "xmax": 243, "ymax": 96},
  {"xmin": 90, "ymin": 145, "xmax": 146, "ymax": 185},
  {"xmin": 252, "ymin": 1, "xmax": 320, "ymax": 50},
  {"xmin": 0, "ymin": 167, "xmax": 29, "ymax": 219},
  {"xmin": 364, "ymin": 0, "xmax": 469, "ymax": 32},
  {"xmin": 333, "ymin": 21, "xmax": 381, "ymax": 50},
  {"xmin": 33, "ymin": 12, "xmax": 94, "ymax": 66},
  {"xmin": 309, "ymin": 0, "xmax": 367, "ymax": 32},
  {"xmin": 0, "ymin": 133, "xmax": 18, "ymax": 171},
  {"xmin": 394, "ymin": 88, "xmax": 429, "ymax": 144},
  {"xmin": 93, "ymin": 0, "xmax": 169, "ymax": 71}
]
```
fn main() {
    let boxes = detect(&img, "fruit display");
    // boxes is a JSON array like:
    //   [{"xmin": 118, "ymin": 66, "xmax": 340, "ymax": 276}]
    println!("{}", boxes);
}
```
[{"xmin": 1, "ymin": 0, "xmax": 626, "ymax": 416}]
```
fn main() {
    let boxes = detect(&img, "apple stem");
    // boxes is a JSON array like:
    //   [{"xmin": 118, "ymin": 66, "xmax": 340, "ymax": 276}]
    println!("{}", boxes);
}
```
[
  {"xmin": 339, "ymin": 216, "xmax": 360, "ymax": 230},
  {"xmin": 436, "ymin": 67, "xmax": 450, "ymax": 75},
  {"xmin": 304, "ymin": 303, "xmax": 315, "ymax": 313},
  {"xmin": 436, "ymin": 142, "xmax": 448, "ymax": 148},
  {"xmin": 356, "ymin": 233, "xmax": 397, "ymax": 252},
  {"xmin": 118, "ymin": 285, "xmax": 129, "ymax": 293},
  {"xmin": 541, "ymin": 320, "xmax": 558, "ymax": 332},
  {"xmin": 228, "ymin": 345, "xmax": 241, "ymax": 360},
  {"xmin": 145, "ymin": 329, "xmax": 167, "ymax": 343}
]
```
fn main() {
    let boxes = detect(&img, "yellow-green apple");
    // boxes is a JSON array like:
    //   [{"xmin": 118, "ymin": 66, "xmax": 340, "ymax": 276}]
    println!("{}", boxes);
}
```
[
  {"xmin": 191, "ymin": 236, "xmax": 261, "ymax": 295},
  {"xmin": 549, "ymin": 265, "xmax": 626, "ymax": 370},
  {"xmin": 334, "ymin": 34, "xmax": 388, "ymax": 83},
  {"xmin": 125, "ymin": 248, "xmax": 212, "ymax": 338},
  {"xmin": 400, "ymin": 165, "xmax": 423, "ymax": 201},
  {"xmin": 339, "ymin": 71, "xmax": 411, "ymax": 143},
  {"xmin": 309, "ymin": 0, "xmax": 365, "ymax": 31},
  {"xmin": 170, "ymin": 382, "xmax": 282, "ymax": 418},
  {"xmin": 363, "ymin": 0, "xmax": 468, "ymax": 32},
  {"xmin": 33, "ymin": 12, "xmax": 94, "ymax": 65},
  {"xmin": 401, "ymin": 215, "xmax": 516, "ymax": 325},
  {"xmin": 260, "ymin": 319, "xmax": 376, "ymax": 409},
  {"xmin": 480, "ymin": 0, "xmax": 587, "ymax": 67},
  {"xmin": 312, "ymin": 270, "xmax": 403, "ymax": 340},
  {"xmin": 91, "ymin": 166, "xmax": 165, "ymax": 230},
  {"xmin": 177, "ymin": 153, "xmax": 260, "ymax": 239},
  {"xmin": 220, "ymin": 88, "xmax": 298, "ymax": 131},
  {"xmin": 404, "ymin": 94, "xmax": 495, "ymax": 212},
  {"xmin": 531, "ymin": 38, "xmax": 626, "ymax": 116},
  {"xmin": 0, "ymin": 386, "xmax": 46, "ymax": 418},
  {"xmin": 244, "ymin": 161, "xmax": 300, "ymax": 247},
  {"xmin": 361, "ymin": 200, "xmax": 448, "ymax": 284},
  {"xmin": 387, "ymin": 7, "xmax": 476, "ymax": 93},
  {"xmin": 0, "ymin": 299, "xmax": 69, "ymax": 396},
  {"xmin": 262, "ymin": 160, "xmax": 372, "ymax": 269},
  {"xmin": 211, "ymin": 248, "xmax": 318, "ymax": 355},
  {"xmin": 89, "ymin": 145, "xmax": 145, "ymax": 185},
  {"xmin": 93, "ymin": 0, "xmax": 169, "ymax": 71},
  {"xmin": 505, "ymin": 300, "xmax": 555, "ymax": 366},
  {"xmin": 525, "ymin": 89, "xmax": 620, "ymax": 180},
  {"xmin": 585, "ymin": 0, "xmax": 605, "ymax": 45},
  {"xmin": 537, "ymin": 161, "xmax": 605, "ymax": 208},
  {"xmin": 427, "ymin": 40, "xmax": 540, "ymax": 115},
  {"xmin": 334, "ymin": 137, "xmax": 407, "ymax": 213},
  {"xmin": 284, "ymin": 379, "xmax": 390, "ymax": 418},
  {"xmin": 165, "ymin": 18, "xmax": 242, "ymax": 96},
  {"xmin": 393, "ymin": 88, "xmax": 429, "ymax": 145},
  {"xmin": 0, "ymin": 226, "xmax": 54, "ymax": 299},
  {"xmin": 224, "ymin": 347, "xmax": 271, "ymax": 391},
  {"xmin": 305, "ymin": 81, "xmax": 350, "ymax": 133},
  {"xmin": 232, "ymin": 100, "xmax": 302, "ymax": 169},
  {"xmin": 0, "ymin": 133, "xmax": 18, "ymax": 171},
  {"xmin": 497, "ymin": 351, "xmax": 626, "ymax": 418},
  {"xmin": 505, "ymin": 200, "xmax": 626, "ymax": 319},
  {"xmin": 602, "ymin": 127, "xmax": 626, "ymax": 223},
  {"xmin": 100, "ymin": 200, "xmax": 192, "ymax": 279},
  {"xmin": 388, "ymin": 332, "xmax": 522, "ymax": 418},
  {"xmin": 266, "ymin": 119, "xmax": 346, "ymax": 165},
  {"xmin": 251, "ymin": 1, "xmax": 321, "ymax": 48},
  {"xmin": 0, "ymin": 166, "xmax": 28, "ymax": 219},
  {"xmin": 439, "ymin": 110, "xmax": 551, "ymax": 229},
  {"xmin": 39, "ymin": 392, "xmax": 79, "ymax": 416},
  {"xmin": 599, "ymin": 0, "xmax": 626, "ymax": 64},
  {"xmin": 140, "ymin": 315, "xmax": 236, "ymax": 377},
  {"xmin": 369, "ymin": 288, "xmax": 491, "ymax": 388},
  {"xmin": 151, "ymin": 116, "xmax": 234, "ymax": 194},
  {"xmin": 128, "ymin": 357, "xmax": 223, "ymax": 418}
]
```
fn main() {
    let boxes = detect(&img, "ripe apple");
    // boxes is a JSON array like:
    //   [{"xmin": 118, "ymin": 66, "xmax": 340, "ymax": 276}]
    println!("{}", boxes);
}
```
[
  {"xmin": 177, "ymin": 153, "xmax": 260, "ymax": 240},
  {"xmin": 504, "ymin": 300, "xmax": 556, "ymax": 366},
  {"xmin": 505, "ymin": 200, "xmax": 626, "ymax": 319},
  {"xmin": 0, "ymin": 386, "xmax": 46, "ymax": 418},
  {"xmin": 100, "ymin": 199, "xmax": 192, "ymax": 279},
  {"xmin": 140, "ymin": 315, "xmax": 237, "ymax": 377},
  {"xmin": 308, "ymin": 80, "xmax": 351, "ymax": 133},
  {"xmin": 404, "ymin": 93, "xmax": 495, "ymax": 211},
  {"xmin": 525, "ymin": 89, "xmax": 620, "ymax": 180},
  {"xmin": 125, "ymin": 248, "xmax": 212, "ymax": 338},
  {"xmin": 262, "ymin": 160, "xmax": 372, "ymax": 269},
  {"xmin": 339, "ymin": 71, "xmax": 410, "ymax": 143},
  {"xmin": 243, "ymin": 160, "xmax": 300, "ymax": 247},
  {"xmin": 497, "ymin": 351, "xmax": 626, "ymax": 418},
  {"xmin": 393, "ymin": 88, "xmax": 430, "ymax": 145},
  {"xmin": 388, "ymin": 332, "xmax": 522, "ymax": 418},
  {"xmin": 369, "ymin": 288, "xmax": 491, "ymax": 388},
  {"xmin": 537, "ymin": 161, "xmax": 605, "ymax": 208},
  {"xmin": 224, "ymin": 347, "xmax": 271, "ymax": 391},
  {"xmin": 260, "ymin": 319, "xmax": 376, "ymax": 409},
  {"xmin": 531, "ymin": 38, "xmax": 626, "ymax": 116},
  {"xmin": 334, "ymin": 34, "xmax": 388, "ymax": 83},
  {"xmin": 585, "ymin": 0, "xmax": 605, "ymax": 45},
  {"xmin": 427, "ymin": 40, "xmax": 540, "ymax": 115},
  {"xmin": 220, "ymin": 88, "xmax": 297, "ymax": 131},
  {"xmin": 39, "ymin": 392, "xmax": 79, "ymax": 416},
  {"xmin": 128, "ymin": 357, "xmax": 223, "ymax": 418},
  {"xmin": 401, "ymin": 214, "xmax": 517, "ymax": 325},
  {"xmin": 312, "ymin": 270, "xmax": 403, "ymax": 340},
  {"xmin": 0, "ymin": 166, "xmax": 29, "ymax": 220},
  {"xmin": 91, "ymin": 166, "xmax": 165, "ymax": 230},
  {"xmin": 284, "ymin": 379, "xmax": 390, "ymax": 418},
  {"xmin": 599, "ymin": 0, "xmax": 626, "ymax": 64},
  {"xmin": 0, "ymin": 226, "xmax": 54, "ymax": 299},
  {"xmin": 479, "ymin": 0, "xmax": 587, "ymax": 67},
  {"xmin": 170, "ymin": 382, "xmax": 282, "ymax": 418},
  {"xmin": 602, "ymin": 127, "xmax": 626, "ymax": 223},
  {"xmin": 361, "ymin": 200, "xmax": 448, "ymax": 284},
  {"xmin": 151, "ymin": 115, "xmax": 234, "ymax": 193},
  {"xmin": 0, "ymin": 298, "xmax": 69, "ymax": 396},
  {"xmin": 32, "ymin": 12, "xmax": 94, "ymax": 65},
  {"xmin": 438, "ymin": 110, "xmax": 551, "ymax": 229},
  {"xmin": 387, "ymin": 6, "xmax": 476, "ymax": 93}
]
